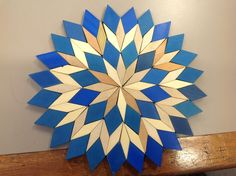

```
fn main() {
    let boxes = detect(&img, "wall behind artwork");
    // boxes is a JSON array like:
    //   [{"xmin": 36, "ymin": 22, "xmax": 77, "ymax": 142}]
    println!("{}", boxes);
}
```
[{"xmin": 0, "ymin": 0, "xmax": 235, "ymax": 154}]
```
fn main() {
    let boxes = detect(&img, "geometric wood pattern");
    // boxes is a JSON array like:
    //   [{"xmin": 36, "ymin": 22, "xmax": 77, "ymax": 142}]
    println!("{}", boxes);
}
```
[
  {"xmin": 1, "ymin": 132, "xmax": 236, "ymax": 176},
  {"xmin": 28, "ymin": 5, "xmax": 206, "ymax": 173}
]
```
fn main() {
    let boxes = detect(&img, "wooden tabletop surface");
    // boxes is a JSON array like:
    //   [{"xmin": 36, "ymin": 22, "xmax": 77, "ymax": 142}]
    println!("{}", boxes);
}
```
[{"xmin": 0, "ymin": 131, "xmax": 236, "ymax": 176}]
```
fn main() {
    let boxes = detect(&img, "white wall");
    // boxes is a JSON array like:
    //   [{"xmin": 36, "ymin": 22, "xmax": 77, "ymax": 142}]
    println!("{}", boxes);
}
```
[{"xmin": 0, "ymin": 0, "xmax": 235, "ymax": 155}]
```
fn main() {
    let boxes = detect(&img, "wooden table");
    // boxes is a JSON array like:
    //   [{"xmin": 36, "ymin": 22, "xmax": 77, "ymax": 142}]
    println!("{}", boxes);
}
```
[{"xmin": 0, "ymin": 131, "xmax": 236, "ymax": 176}]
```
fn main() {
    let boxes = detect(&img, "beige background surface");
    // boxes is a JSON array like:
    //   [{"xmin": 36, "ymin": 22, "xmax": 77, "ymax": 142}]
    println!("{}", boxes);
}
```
[{"xmin": 0, "ymin": 0, "xmax": 235, "ymax": 156}]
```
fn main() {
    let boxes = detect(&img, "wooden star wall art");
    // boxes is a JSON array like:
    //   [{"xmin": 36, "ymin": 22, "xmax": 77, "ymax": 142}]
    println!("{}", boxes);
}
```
[{"xmin": 28, "ymin": 6, "xmax": 206, "ymax": 173}]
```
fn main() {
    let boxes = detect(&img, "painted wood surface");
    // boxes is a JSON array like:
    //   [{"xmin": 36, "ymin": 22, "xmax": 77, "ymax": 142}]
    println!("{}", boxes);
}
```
[{"xmin": 0, "ymin": 131, "xmax": 235, "ymax": 176}]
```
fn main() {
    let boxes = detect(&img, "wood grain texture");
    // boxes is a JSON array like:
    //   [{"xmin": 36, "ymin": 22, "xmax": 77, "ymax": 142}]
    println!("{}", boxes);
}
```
[{"xmin": 0, "ymin": 132, "xmax": 236, "ymax": 176}]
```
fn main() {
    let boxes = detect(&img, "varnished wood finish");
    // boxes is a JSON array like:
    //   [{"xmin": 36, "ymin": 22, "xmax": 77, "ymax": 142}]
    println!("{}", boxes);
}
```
[{"xmin": 0, "ymin": 132, "xmax": 236, "ymax": 176}]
